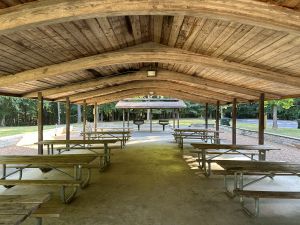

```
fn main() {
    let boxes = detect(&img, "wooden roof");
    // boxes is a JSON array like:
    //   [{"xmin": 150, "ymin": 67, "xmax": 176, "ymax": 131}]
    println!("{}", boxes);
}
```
[
  {"xmin": 116, "ymin": 98, "xmax": 187, "ymax": 109},
  {"xmin": 0, "ymin": 0, "xmax": 299, "ymax": 105}
]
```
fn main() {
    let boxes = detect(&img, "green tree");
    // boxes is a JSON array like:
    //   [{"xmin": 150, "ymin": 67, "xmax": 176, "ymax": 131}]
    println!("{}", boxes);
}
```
[{"xmin": 265, "ymin": 99, "xmax": 294, "ymax": 129}]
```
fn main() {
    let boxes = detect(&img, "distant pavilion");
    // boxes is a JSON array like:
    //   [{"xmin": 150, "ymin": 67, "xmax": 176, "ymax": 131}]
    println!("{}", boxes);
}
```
[{"xmin": 116, "ymin": 98, "xmax": 187, "ymax": 132}]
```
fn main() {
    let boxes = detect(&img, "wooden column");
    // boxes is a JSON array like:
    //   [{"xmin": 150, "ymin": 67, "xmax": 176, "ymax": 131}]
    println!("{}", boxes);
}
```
[
  {"xmin": 66, "ymin": 97, "xmax": 70, "ymax": 140},
  {"xmin": 216, "ymin": 101, "xmax": 220, "ymax": 139},
  {"xmin": 172, "ymin": 109, "xmax": 175, "ymax": 128},
  {"xmin": 150, "ymin": 109, "xmax": 152, "ymax": 132},
  {"xmin": 259, "ymin": 93, "xmax": 265, "ymax": 145},
  {"xmin": 83, "ymin": 100, "xmax": 87, "ymax": 140},
  {"xmin": 37, "ymin": 92, "xmax": 43, "ymax": 155},
  {"xmin": 93, "ymin": 102, "xmax": 98, "ymax": 131},
  {"xmin": 205, "ymin": 103, "xmax": 208, "ymax": 129},
  {"xmin": 122, "ymin": 109, "xmax": 125, "ymax": 128},
  {"xmin": 232, "ymin": 98, "xmax": 237, "ymax": 145},
  {"xmin": 177, "ymin": 109, "xmax": 180, "ymax": 128},
  {"xmin": 127, "ymin": 109, "xmax": 130, "ymax": 127}
]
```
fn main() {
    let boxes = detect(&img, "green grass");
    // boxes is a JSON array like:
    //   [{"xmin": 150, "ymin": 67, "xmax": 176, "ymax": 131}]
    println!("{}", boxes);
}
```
[
  {"xmin": 176, "ymin": 118, "xmax": 300, "ymax": 139},
  {"xmin": 0, "ymin": 125, "xmax": 57, "ymax": 138}
]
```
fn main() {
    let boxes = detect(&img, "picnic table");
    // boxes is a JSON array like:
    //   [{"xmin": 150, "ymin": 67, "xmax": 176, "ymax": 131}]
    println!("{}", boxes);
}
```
[
  {"xmin": 215, "ymin": 160, "xmax": 300, "ymax": 216},
  {"xmin": 81, "ymin": 130, "xmax": 131, "ymax": 148},
  {"xmin": 173, "ymin": 128, "xmax": 222, "ymax": 149},
  {"xmin": 0, "ymin": 194, "xmax": 50, "ymax": 225},
  {"xmin": 190, "ymin": 143, "xmax": 280, "ymax": 176},
  {"xmin": 37, "ymin": 139, "xmax": 118, "ymax": 170},
  {"xmin": 0, "ymin": 154, "xmax": 97, "ymax": 203}
]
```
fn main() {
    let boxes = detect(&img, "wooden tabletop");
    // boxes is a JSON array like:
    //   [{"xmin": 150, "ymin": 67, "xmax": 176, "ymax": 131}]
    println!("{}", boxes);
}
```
[
  {"xmin": 97, "ymin": 127, "xmax": 133, "ymax": 130},
  {"xmin": 0, "ymin": 154, "xmax": 97, "ymax": 165},
  {"xmin": 36, "ymin": 139, "xmax": 118, "ymax": 145},
  {"xmin": 174, "ymin": 128, "xmax": 221, "ymax": 133},
  {"xmin": 191, "ymin": 143, "xmax": 280, "ymax": 150},
  {"xmin": 81, "ymin": 131, "xmax": 130, "ymax": 134},
  {"xmin": 215, "ymin": 160, "xmax": 300, "ymax": 173},
  {"xmin": 0, "ymin": 194, "xmax": 50, "ymax": 225}
]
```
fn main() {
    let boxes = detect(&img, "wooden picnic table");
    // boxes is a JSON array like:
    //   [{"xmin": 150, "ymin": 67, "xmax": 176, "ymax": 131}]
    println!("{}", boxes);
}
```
[
  {"xmin": 0, "ymin": 194, "xmax": 50, "ymax": 225},
  {"xmin": 0, "ymin": 154, "xmax": 97, "ymax": 203},
  {"xmin": 173, "ymin": 128, "xmax": 222, "ymax": 148},
  {"xmin": 81, "ymin": 130, "xmax": 131, "ymax": 148},
  {"xmin": 214, "ymin": 160, "xmax": 300, "ymax": 216},
  {"xmin": 190, "ymin": 143, "xmax": 280, "ymax": 176},
  {"xmin": 37, "ymin": 139, "xmax": 118, "ymax": 169}
]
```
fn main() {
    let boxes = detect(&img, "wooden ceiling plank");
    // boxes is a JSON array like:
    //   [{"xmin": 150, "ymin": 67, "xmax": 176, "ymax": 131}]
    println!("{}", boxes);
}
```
[
  {"xmin": 168, "ymin": 15, "xmax": 185, "ymax": 47},
  {"xmin": 0, "ymin": 0, "xmax": 300, "ymax": 35}
]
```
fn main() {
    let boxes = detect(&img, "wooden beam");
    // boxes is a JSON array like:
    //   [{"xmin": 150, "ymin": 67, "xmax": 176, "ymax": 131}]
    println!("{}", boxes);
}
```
[
  {"xmin": 94, "ymin": 102, "xmax": 98, "ymax": 131},
  {"xmin": 216, "ymin": 100, "xmax": 220, "ymax": 140},
  {"xmin": 6, "ymin": 42, "xmax": 298, "ymax": 91},
  {"xmin": 86, "ymin": 88, "xmax": 221, "ymax": 105},
  {"xmin": 232, "ymin": 98, "xmax": 237, "ymax": 145},
  {"xmin": 205, "ymin": 103, "xmax": 208, "ymax": 129},
  {"xmin": 82, "ymin": 100, "xmax": 87, "ymax": 140},
  {"xmin": 0, "ymin": 0, "xmax": 299, "ymax": 35},
  {"xmin": 24, "ymin": 69, "xmax": 280, "ymax": 100},
  {"xmin": 67, "ymin": 80, "xmax": 237, "ymax": 103},
  {"xmin": 65, "ymin": 97, "xmax": 70, "ymax": 145},
  {"xmin": 37, "ymin": 92, "xmax": 43, "ymax": 155},
  {"xmin": 259, "ymin": 93, "xmax": 265, "ymax": 145}
]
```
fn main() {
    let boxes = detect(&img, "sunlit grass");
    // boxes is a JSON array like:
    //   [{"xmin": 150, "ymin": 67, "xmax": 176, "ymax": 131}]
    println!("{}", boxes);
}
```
[{"xmin": 0, "ymin": 125, "xmax": 57, "ymax": 138}]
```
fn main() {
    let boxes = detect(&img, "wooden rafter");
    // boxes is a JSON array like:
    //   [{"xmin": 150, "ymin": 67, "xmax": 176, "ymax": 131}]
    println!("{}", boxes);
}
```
[
  {"xmin": 65, "ymin": 80, "xmax": 239, "ymax": 103},
  {"xmin": 23, "ymin": 69, "xmax": 281, "ymax": 100},
  {"xmin": 82, "ymin": 88, "xmax": 224, "ymax": 105},
  {"xmin": 7, "ymin": 42, "xmax": 298, "ymax": 95},
  {"xmin": 0, "ymin": 0, "xmax": 299, "ymax": 35}
]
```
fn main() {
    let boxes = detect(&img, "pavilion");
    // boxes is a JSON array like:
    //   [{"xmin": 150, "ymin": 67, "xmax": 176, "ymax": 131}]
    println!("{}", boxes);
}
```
[
  {"xmin": 116, "ymin": 98, "xmax": 187, "ymax": 132},
  {"xmin": 0, "ymin": 0, "xmax": 298, "ymax": 153},
  {"xmin": 0, "ymin": 1, "xmax": 300, "ymax": 224}
]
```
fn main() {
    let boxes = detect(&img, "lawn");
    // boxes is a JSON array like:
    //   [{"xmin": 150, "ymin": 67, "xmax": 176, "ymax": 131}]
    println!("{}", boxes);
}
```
[
  {"xmin": 0, "ymin": 125, "xmax": 57, "ymax": 138},
  {"xmin": 178, "ymin": 118, "xmax": 300, "ymax": 139}
]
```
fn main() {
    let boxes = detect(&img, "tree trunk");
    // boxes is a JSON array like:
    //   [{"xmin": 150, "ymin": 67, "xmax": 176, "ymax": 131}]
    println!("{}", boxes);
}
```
[
  {"xmin": 1, "ymin": 115, "xmax": 6, "ymax": 126},
  {"xmin": 272, "ymin": 105, "xmax": 278, "ymax": 129}
]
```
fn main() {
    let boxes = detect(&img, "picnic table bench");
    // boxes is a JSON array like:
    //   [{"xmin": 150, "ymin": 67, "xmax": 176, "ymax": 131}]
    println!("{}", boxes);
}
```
[
  {"xmin": 0, "ymin": 154, "xmax": 97, "ymax": 203},
  {"xmin": 0, "ymin": 194, "xmax": 53, "ymax": 225},
  {"xmin": 81, "ymin": 130, "xmax": 131, "ymax": 148},
  {"xmin": 37, "ymin": 139, "xmax": 118, "ymax": 170},
  {"xmin": 173, "ymin": 128, "xmax": 223, "ymax": 148},
  {"xmin": 190, "ymin": 143, "xmax": 280, "ymax": 176},
  {"xmin": 215, "ymin": 160, "xmax": 300, "ymax": 216}
]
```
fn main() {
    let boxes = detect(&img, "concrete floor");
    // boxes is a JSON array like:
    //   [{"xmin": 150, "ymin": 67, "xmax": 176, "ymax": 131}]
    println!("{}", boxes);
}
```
[{"xmin": 1, "ymin": 131, "xmax": 300, "ymax": 225}]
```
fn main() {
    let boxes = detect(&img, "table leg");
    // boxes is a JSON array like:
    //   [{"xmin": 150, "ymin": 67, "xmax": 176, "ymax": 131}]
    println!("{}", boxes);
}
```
[{"xmin": 259, "ymin": 150, "xmax": 266, "ymax": 160}]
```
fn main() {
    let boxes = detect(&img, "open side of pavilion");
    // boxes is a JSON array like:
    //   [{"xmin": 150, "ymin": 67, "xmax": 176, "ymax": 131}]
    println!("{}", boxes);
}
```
[{"xmin": 0, "ymin": 0, "xmax": 300, "ymax": 224}]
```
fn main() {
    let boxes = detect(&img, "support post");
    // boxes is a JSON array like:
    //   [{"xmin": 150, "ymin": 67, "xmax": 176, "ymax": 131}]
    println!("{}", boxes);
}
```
[
  {"xmin": 94, "ymin": 102, "xmax": 98, "ymax": 132},
  {"xmin": 37, "ymin": 92, "xmax": 43, "ymax": 155},
  {"xmin": 259, "ymin": 93, "xmax": 265, "ymax": 145},
  {"xmin": 83, "ymin": 100, "xmax": 87, "ymax": 140},
  {"xmin": 127, "ymin": 109, "xmax": 130, "ymax": 128},
  {"xmin": 232, "ymin": 98, "xmax": 237, "ymax": 145},
  {"xmin": 122, "ymin": 109, "xmax": 125, "ymax": 128},
  {"xmin": 216, "ymin": 101, "xmax": 220, "ymax": 139},
  {"xmin": 66, "ymin": 97, "xmax": 71, "ymax": 147},
  {"xmin": 177, "ymin": 109, "xmax": 180, "ymax": 128},
  {"xmin": 173, "ymin": 109, "xmax": 175, "ymax": 128},
  {"xmin": 150, "ymin": 109, "xmax": 152, "ymax": 132},
  {"xmin": 205, "ymin": 103, "xmax": 208, "ymax": 129}
]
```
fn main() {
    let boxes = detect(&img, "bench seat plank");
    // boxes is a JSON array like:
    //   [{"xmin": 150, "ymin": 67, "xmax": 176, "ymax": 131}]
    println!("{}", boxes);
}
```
[
  {"xmin": 234, "ymin": 190, "xmax": 300, "ymax": 199},
  {"xmin": 0, "ymin": 180, "xmax": 81, "ymax": 186},
  {"xmin": 0, "ymin": 194, "xmax": 50, "ymax": 204}
]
